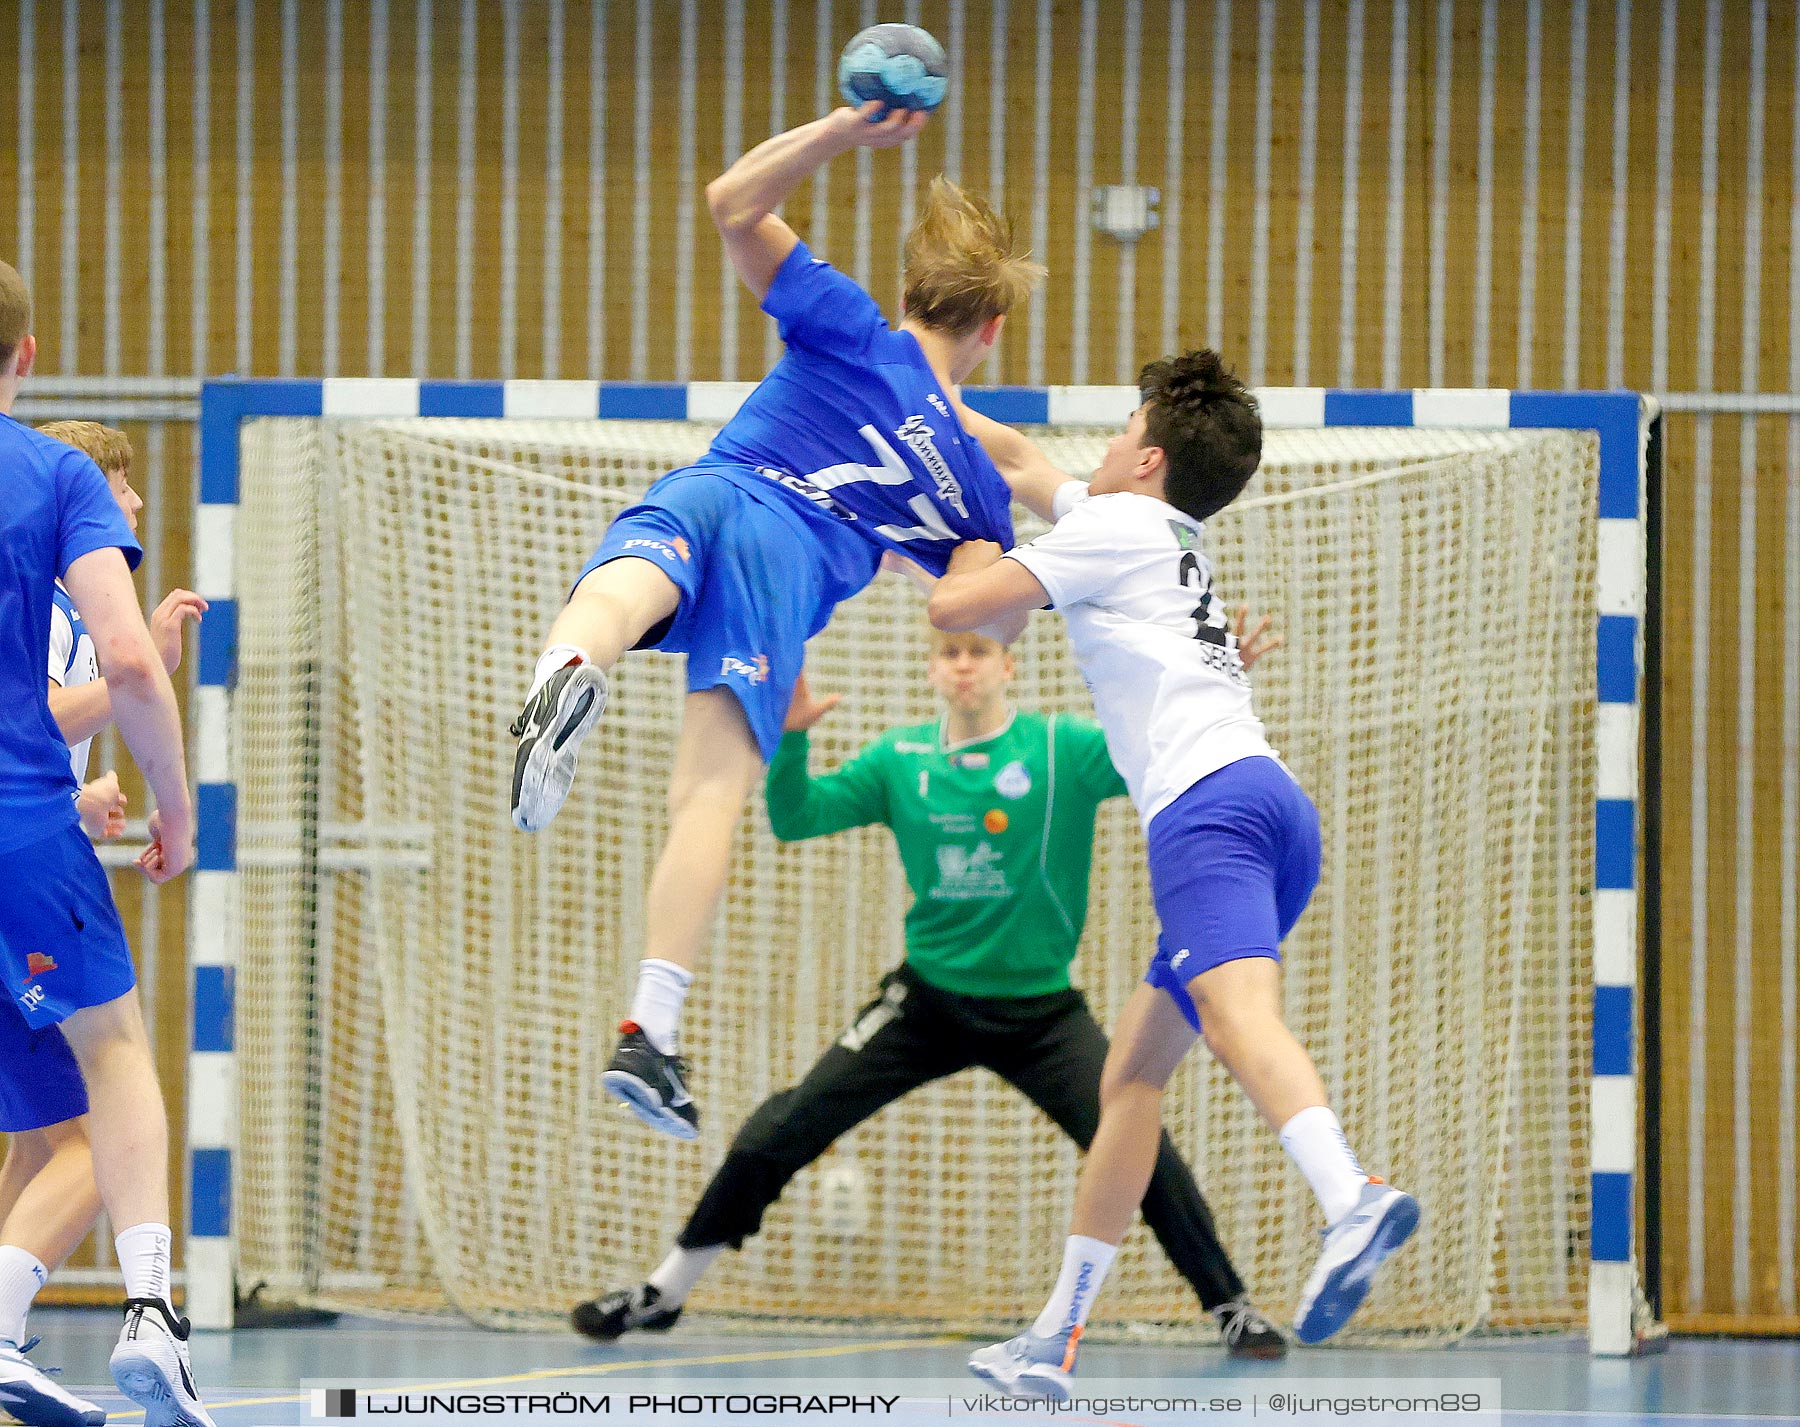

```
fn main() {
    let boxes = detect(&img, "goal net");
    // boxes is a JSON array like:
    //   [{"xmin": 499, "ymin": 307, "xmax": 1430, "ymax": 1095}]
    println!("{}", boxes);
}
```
[{"xmin": 231, "ymin": 416, "xmax": 1598, "ymax": 1345}]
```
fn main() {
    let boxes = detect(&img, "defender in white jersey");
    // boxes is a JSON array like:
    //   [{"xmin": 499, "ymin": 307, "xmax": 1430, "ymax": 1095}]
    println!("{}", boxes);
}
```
[
  {"xmin": 0, "ymin": 419, "xmax": 205, "ymax": 1427},
  {"xmin": 931, "ymin": 352, "xmax": 1418, "ymax": 1397}
]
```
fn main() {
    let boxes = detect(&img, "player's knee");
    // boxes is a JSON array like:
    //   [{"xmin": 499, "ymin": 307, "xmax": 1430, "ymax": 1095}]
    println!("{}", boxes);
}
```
[
  {"xmin": 734, "ymin": 1089, "xmax": 803, "ymax": 1150},
  {"xmin": 0, "ymin": 1132, "xmax": 54, "ymax": 1180},
  {"xmin": 37, "ymin": 1117, "xmax": 92, "ymax": 1154},
  {"xmin": 1099, "ymin": 1058, "xmax": 1162, "ymax": 1109},
  {"xmin": 665, "ymin": 770, "xmax": 752, "ymax": 823}
]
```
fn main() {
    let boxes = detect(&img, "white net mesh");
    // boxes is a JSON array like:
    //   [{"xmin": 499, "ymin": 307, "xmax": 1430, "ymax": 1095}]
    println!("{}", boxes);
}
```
[{"xmin": 233, "ymin": 417, "xmax": 1597, "ymax": 1343}]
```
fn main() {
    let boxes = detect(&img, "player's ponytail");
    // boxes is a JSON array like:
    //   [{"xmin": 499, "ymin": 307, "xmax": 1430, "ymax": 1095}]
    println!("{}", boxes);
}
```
[{"xmin": 902, "ymin": 177, "xmax": 1046, "ymax": 338}]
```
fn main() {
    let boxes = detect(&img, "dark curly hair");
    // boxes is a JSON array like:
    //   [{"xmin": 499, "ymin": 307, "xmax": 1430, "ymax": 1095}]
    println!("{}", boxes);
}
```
[{"xmin": 1137, "ymin": 350, "xmax": 1262, "ymax": 523}]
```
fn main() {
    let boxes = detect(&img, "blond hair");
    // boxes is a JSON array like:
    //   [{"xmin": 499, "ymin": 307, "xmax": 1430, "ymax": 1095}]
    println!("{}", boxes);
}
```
[
  {"xmin": 902, "ymin": 177, "xmax": 1045, "ymax": 337},
  {"xmin": 37, "ymin": 420, "xmax": 133, "ymax": 475},
  {"xmin": 927, "ymin": 625, "xmax": 1014, "ymax": 655},
  {"xmin": 0, "ymin": 260, "xmax": 30, "ymax": 369}
]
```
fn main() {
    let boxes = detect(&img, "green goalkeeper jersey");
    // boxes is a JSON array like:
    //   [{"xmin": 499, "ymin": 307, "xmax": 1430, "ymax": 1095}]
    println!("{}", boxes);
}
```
[{"xmin": 765, "ymin": 710, "xmax": 1129, "ymax": 999}]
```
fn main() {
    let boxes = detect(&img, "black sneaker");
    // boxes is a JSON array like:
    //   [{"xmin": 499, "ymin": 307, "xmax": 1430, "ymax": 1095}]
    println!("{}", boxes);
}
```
[
  {"xmin": 571, "ymin": 1283, "xmax": 683, "ymax": 1342},
  {"xmin": 510, "ymin": 659, "xmax": 608, "ymax": 832},
  {"xmin": 600, "ymin": 1023, "xmax": 700, "ymax": 1140},
  {"xmin": 1213, "ymin": 1301, "xmax": 1288, "ymax": 1360}
]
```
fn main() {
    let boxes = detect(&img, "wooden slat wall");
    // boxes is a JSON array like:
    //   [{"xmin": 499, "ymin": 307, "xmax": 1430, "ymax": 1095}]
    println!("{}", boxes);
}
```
[{"xmin": 1, "ymin": 0, "xmax": 1795, "ymax": 1330}]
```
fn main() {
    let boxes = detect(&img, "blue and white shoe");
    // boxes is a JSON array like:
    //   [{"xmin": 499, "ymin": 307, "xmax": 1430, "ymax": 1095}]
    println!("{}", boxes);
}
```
[
  {"xmin": 967, "ymin": 1329, "xmax": 1078, "ymax": 1403},
  {"xmin": 0, "ymin": 1336, "xmax": 105, "ymax": 1427},
  {"xmin": 1294, "ymin": 1180, "xmax": 1420, "ymax": 1344}
]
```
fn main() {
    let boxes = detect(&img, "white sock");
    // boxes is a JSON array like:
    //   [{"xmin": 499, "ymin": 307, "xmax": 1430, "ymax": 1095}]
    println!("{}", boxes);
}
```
[
  {"xmin": 646, "ymin": 1244, "xmax": 724, "ymax": 1307},
  {"xmin": 0, "ymin": 1246, "xmax": 48, "ymax": 1347},
  {"xmin": 529, "ymin": 643, "xmax": 590, "ymax": 698},
  {"xmin": 114, "ymin": 1223, "xmax": 174, "ymax": 1307},
  {"xmin": 629, "ymin": 959, "xmax": 694, "ymax": 1054},
  {"xmin": 1278, "ymin": 1106, "xmax": 1370, "ymax": 1225},
  {"xmin": 1030, "ymin": 1235, "xmax": 1118, "ymax": 1341}
]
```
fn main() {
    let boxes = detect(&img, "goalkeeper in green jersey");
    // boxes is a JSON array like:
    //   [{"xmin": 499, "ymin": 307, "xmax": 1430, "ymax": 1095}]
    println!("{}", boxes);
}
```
[{"xmin": 572, "ymin": 616, "xmax": 1287, "ymax": 1358}]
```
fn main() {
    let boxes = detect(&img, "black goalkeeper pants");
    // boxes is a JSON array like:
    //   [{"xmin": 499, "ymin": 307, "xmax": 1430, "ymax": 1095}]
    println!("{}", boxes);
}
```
[{"xmin": 678, "ymin": 963, "xmax": 1248, "ymax": 1310}]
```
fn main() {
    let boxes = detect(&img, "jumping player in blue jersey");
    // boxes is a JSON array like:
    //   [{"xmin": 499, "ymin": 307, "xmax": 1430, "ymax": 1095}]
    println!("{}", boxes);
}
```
[
  {"xmin": 0, "ymin": 260, "xmax": 214, "ymax": 1427},
  {"xmin": 509, "ymin": 104, "xmax": 1045, "ymax": 1139}
]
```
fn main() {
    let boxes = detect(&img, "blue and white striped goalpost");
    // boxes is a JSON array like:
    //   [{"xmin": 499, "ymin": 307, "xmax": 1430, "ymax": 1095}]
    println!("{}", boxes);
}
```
[{"xmin": 189, "ymin": 379, "xmax": 1657, "ymax": 1353}]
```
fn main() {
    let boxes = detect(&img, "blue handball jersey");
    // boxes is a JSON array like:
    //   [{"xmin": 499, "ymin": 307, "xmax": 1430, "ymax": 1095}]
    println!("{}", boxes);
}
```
[
  {"xmin": 701, "ymin": 241, "xmax": 1016, "ymax": 576},
  {"xmin": 0, "ymin": 414, "xmax": 141, "ymax": 854}
]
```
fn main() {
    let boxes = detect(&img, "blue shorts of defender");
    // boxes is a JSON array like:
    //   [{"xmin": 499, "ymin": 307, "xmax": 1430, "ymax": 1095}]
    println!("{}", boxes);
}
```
[
  {"xmin": 0, "ymin": 1009, "xmax": 87, "ymax": 1132},
  {"xmin": 1144, "ymin": 755, "xmax": 1322, "ymax": 1032},
  {"xmin": 577, "ymin": 466, "xmax": 878, "ymax": 762},
  {"xmin": 0, "ymin": 824, "xmax": 131, "ymax": 1128}
]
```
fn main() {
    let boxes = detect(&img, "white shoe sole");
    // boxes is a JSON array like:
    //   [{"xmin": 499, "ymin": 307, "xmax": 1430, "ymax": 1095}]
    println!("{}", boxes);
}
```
[
  {"xmin": 511, "ymin": 665, "xmax": 607, "ymax": 832},
  {"xmin": 112, "ymin": 1351, "xmax": 216, "ymax": 1427},
  {"xmin": 1294, "ymin": 1191, "xmax": 1420, "ymax": 1344},
  {"xmin": 967, "ymin": 1350, "xmax": 1072, "ymax": 1403},
  {"xmin": 600, "ymin": 1070, "xmax": 699, "ymax": 1141}
]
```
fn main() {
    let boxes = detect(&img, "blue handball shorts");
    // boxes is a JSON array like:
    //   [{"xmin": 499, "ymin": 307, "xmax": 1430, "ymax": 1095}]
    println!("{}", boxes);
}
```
[
  {"xmin": 577, "ymin": 467, "xmax": 876, "ymax": 762},
  {"xmin": 1143, "ymin": 755, "xmax": 1322, "ymax": 1032},
  {"xmin": 0, "ymin": 822, "xmax": 132, "ymax": 1128},
  {"xmin": 0, "ymin": 1008, "xmax": 87, "ymax": 1132}
]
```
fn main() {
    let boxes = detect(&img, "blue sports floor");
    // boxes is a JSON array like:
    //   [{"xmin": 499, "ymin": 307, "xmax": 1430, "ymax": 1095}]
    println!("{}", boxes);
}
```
[{"xmin": 11, "ymin": 1309, "xmax": 1797, "ymax": 1427}]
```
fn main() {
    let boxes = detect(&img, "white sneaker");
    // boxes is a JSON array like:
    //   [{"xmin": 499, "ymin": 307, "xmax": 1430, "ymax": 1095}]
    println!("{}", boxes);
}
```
[
  {"xmin": 510, "ymin": 661, "xmax": 608, "ymax": 832},
  {"xmin": 1294, "ymin": 1180, "xmax": 1421, "ymax": 1344},
  {"xmin": 0, "ymin": 1337, "xmax": 105, "ymax": 1427},
  {"xmin": 966, "ymin": 1329, "xmax": 1078, "ymax": 1403},
  {"xmin": 110, "ymin": 1299, "xmax": 216, "ymax": 1427}
]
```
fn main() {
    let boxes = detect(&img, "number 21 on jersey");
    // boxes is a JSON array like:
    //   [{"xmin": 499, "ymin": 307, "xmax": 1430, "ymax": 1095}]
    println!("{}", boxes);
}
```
[{"xmin": 1177, "ymin": 551, "xmax": 1229, "ymax": 646}]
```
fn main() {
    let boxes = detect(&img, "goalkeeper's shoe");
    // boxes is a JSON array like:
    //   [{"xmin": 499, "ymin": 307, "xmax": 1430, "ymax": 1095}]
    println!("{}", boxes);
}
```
[
  {"xmin": 966, "ymin": 1329, "xmax": 1078, "ymax": 1404},
  {"xmin": 1213, "ymin": 1300, "xmax": 1288, "ymax": 1359},
  {"xmin": 110, "ymin": 1298, "xmax": 216, "ymax": 1427},
  {"xmin": 510, "ymin": 659, "xmax": 607, "ymax": 832},
  {"xmin": 570, "ymin": 1284, "xmax": 683, "ymax": 1342},
  {"xmin": 601, "ymin": 1023, "xmax": 699, "ymax": 1141},
  {"xmin": 0, "ymin": 1334, "xmax": 106, "ymax": 1427},
  {"xmin": 1294, "ymin": 1180, "xmax": 1420, "ymax": 1344}
]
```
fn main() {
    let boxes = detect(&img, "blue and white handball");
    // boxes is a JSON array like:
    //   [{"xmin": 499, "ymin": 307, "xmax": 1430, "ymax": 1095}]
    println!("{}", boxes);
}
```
[{"xmin": 838, "ymin": 23, "xmax": 949, "ymax": 119}]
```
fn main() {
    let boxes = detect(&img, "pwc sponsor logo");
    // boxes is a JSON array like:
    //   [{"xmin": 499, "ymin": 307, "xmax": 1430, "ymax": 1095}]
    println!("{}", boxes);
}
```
[
  {"xmin": 620, "ymin": 537, "xmax": 692, "ymax": 564},
  {"xmin": 24, "ymin": 952, "xmax": 57, "ymax": 981},
  {"xmin": 719, "ymin": 654, "xmax": 771, "ymax": 685}
]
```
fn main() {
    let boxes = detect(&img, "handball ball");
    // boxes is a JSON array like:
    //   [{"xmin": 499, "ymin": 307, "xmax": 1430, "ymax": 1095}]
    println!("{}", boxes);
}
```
[{"xmin": 838, "ymin": 23, "xmax": 949, "ymax": 118}]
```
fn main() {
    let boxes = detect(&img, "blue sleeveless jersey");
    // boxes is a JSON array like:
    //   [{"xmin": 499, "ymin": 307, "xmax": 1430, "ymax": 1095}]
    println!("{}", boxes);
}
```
[{"xmin": 699, "ymin": 242, "xmax": 1016, "ymax": 576}]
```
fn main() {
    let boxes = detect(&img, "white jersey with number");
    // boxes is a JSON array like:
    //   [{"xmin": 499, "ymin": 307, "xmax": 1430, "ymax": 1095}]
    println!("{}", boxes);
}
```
[
  {"xmin": 1005, "ymin": 487, "xmax": 1276, "ymax": 829},
  {"xmin": 48, "ymin": 579, "xmax": 101, "ymax": 782}
]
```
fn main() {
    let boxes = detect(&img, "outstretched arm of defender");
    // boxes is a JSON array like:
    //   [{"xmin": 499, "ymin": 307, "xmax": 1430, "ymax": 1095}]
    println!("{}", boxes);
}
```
[
  {"xmin": 707, "ymin": 105, "xmax": 927, "ymax": 300},
  {"xmin": 48, "ymin": 588, "xmax": 206, "ymax": 746},
  {"xmin": 928, "ymin": 540, "xmax": 1050, "ymax": 634},
  {"xmin": 953, "ymin": 400, "xmax": 1078, "ymax": 523},
  {"xmin": 62, "ymin": 549, "xmax": 194, "ymax": 883},
  {"xmin": 885, "ymin": 549, "xmax": 1029, "ymax": 644}
]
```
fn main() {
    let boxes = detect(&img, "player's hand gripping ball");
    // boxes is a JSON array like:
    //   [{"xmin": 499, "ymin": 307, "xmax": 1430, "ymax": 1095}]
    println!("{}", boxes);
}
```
[{"xmin": 838, "ymin": 23, "xmax": 949, "ymax": 119}]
